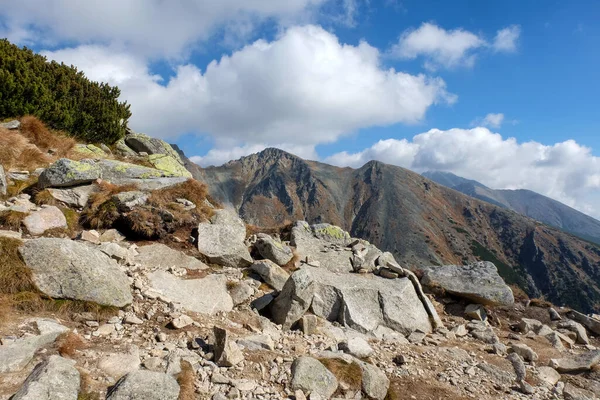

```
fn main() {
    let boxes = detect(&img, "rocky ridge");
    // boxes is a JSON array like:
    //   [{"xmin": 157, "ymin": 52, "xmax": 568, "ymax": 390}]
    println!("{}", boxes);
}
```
[{"xmin": 1, "ymin": 123, "xmax": 600, "ymax": 399}]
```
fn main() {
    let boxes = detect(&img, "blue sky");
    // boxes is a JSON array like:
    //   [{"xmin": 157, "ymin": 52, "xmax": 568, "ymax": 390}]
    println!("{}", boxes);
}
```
[{"xmin": 1, "ymin": 0, "xmax": 599, "ymax": 216}]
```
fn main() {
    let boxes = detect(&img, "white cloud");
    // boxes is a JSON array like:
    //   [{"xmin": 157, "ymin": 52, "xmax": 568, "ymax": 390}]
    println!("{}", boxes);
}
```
[
  {"xmin": 493, "ymin": 25, "xmax": 521, "ymax": 52},
  {"xmin": 482, "ymin": 113, "xmax": 504, "ymax": 128},
  {"xmin": 0, "ymin": 0, "xmax": 328, "ymax": 58},
  {"xmin": 190, "ymin": 143, "xmax": 318, "ymax": 167},
  {"xmin": 44, "ymin": 25, "xmax": 454, "ymax": 149},
  {"xmin": 325, "ymin": 127, "xmax": 600, "ymax": 217},
  {"xmin": 390, "ymin": 23, "xmax": 521, "ymax": 70}
]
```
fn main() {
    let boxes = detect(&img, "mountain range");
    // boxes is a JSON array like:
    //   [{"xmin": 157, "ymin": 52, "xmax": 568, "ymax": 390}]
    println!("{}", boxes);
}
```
[
  {"xmin": 176, "ymin": 147, "xmax": 600, "ymax": 313},
  {"xmin": 422, "ymin": 171, "xmax": 600, "ymax": 245}
]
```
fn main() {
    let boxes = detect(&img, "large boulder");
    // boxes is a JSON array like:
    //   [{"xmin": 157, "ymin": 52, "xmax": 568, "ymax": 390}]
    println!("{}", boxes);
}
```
[
  {"xmin": 19, "ymin": 238, "xmax": 133, "ymax": 307},
  {"xmin": 22, "ymin": 206, "xmax": 67, "ymax": 235},
  {"xmin": 550, "ymin": 351, "xmax": 600, "ymax": 373},
  {"xmin": 147, "ymin": 271, "xmax": 233, "ymax": 314},
  {"xmin": 38, "ymin": 158, "xmax": 101, "ymax": 188},
  {"xmin": 106, "ymin": 370, "xmax": 179, "ymax": 400},
  {"xmin": 136, "ymin": 243, "xmax": 208, "ymax": 270},
  {"xmin": 272, "ymin": 266, "xmax": 435, "ymax": 335},
  {"xmin": 11, "ymin": 355, "xmax": 80, "ymax": 400},
  {"xmin": 196, "ymin": 209, "xmax": 252, "ymax": 268},
  {"xmin": 125, "ymin": 133, "xmax": 184, "ymax": 164},
  {"xmin": 419, "ymin": 261, "xmax": 514, "ymax": 306},
  {"xmin": 567, "ymin": 310, "xmax": 600, "ymax": 336},
  {"xmin": 358, "ymin": 361, "xmax": 390, "ymax": 400},
  {"xmin": 255, "ymin": 233, "xmax": 294, "ymax": 266},
  {"xmin": 290, "ymin": 357, "xmax": 338, "ymax": 399},
  {"xmin": 96, "ymin": 159, "xmax": 176, "ymax": 182}
]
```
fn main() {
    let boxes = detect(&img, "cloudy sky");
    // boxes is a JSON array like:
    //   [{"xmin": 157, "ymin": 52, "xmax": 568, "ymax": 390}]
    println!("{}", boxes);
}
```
[{"xmin": 1, "ymin": 0, "xmax": 599, "ymax": 217}]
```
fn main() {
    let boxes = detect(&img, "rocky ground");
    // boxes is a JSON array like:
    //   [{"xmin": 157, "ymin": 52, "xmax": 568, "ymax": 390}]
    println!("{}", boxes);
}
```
[{"xmin": 1, "ymin": 119, "xmax": 600, "ymax": 400}]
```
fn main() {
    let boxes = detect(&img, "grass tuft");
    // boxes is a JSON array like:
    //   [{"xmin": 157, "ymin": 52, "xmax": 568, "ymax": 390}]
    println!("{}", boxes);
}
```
[
  {"xmin": 0, "ymin": 210, "xmax": 28, "ymax": 230},
  {"xmin": 177, "ymin": 360, "xmax": 196, "ymax": 400},
  {"xmin": 80, "ymin": 182, "xmax": 137, "ymax": 229},
  {"xmin": 57, "ymin": 331, "xmax": 87, "ymax": 357},
  {"xmin": 319, "ymin": 358, "xmax": 362, "ymax": 391}
]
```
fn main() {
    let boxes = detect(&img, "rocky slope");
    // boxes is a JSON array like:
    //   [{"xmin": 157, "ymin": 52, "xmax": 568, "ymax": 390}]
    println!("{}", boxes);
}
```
[
  {"xmin": 2, "ymin": 122, "xmax": 600, "ymax": 399},
  {"xmin": 423, "ymin": 171, "xmax": 600, "ymax": 245},
  {"xmin": 185, "ymin": 148, "xmax": 600, "ymax": 313}
]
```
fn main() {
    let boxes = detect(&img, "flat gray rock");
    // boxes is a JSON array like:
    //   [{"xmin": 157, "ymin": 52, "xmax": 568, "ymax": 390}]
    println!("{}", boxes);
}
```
[
  {"xmin": 420, "ymin": 261, "xmax": 514, "ymax": 306},
  {"xmin": 47, "ymin": 185, "xmax": 97, "ymax": 208},
  {"xmin": 568, "ymin": 310, "xmax": 600, "ymax": 336},
  {"xmin": 136, "ymin": 243, "xmax": 208, "ymax": 270},
  {"xmin": 19, "ymin": 238, "xmax": 132, "ymax": 307},
  {"xmin": 22, "ymin": 206, "xmax": 67, "ymax": 236},
  {"xmin": 148, "ymin": 270, "xmax": 233, "ymax": 315},
  {"xmin": 0, "ymin": 319, "xmax": 69, "ymax": 373},
  {"xmin": 197, "ymin": 209, "xmax": 252, "ymax": 268},
  {"xmin": 11, "ymin": 355, "xmax": 80, "ymax": 400},
  {"xmin": 290, "ymin": 356, "xmax": 338, "ymax": 399},
  {"xmin": 106, "ymin": 370, "xmax": 180, "ymax": 400},
  {"xmin": 38, "ymin": 158, "xmax": 101, "ymax": 188},
  {"xmin": 550, "ymin": 351, "xmax": 600, "ymax": 373},
  {"xmin": 0, "ymin": 120, "xmax": 20, "ymax": 130}
]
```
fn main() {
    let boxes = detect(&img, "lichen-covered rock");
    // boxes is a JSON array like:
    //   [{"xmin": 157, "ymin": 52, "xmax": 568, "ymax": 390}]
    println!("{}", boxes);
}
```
[
  {"xmin": 196, "ymin": 209, "xmax": 252, "ymax": 268},
  {"xmin": 290, "ymin": 357, "xmax": 338, "ymax": 399},
  {"xmin": 19, "ymin": 238, "xmax": 133, "ymax": 307},
  {"xmin": 125, "ymin": 133, "xmax": 184, "ymax": 164},
  {"xmin": 106, "ymin": 370, "xmax": 179, "ymax": 400},
  {"xmin": 255, "ymin": 233, "xmax": 294, "ymax": 266},
  {"xmin": 136, "ymin": 243, "xmax": 208, "ymax": 270},
  {"xmin": 73, "ymin": 144, "xmax": 107, "ymax": 158},
  {"xmin": 147, "ymin": 154, "xmax": 192, "ymax": 178},
  {"xmin": 250, "ymin": 259, "xmax": 290, "ymax": 291},
  {"xmin": 115, "ymin": 138, "xmax": 137, "ymax": 156},
  {"xmin": 22, "ymin": 206, "xmax": 67, "ymax": 235},
  {"xmin": 96, "ymin": 159, "xmax": 175, "ymax": 182},
  {"xmin": 38, "ymin": 158, "xmax": 101, "ymax": 188},
  {"xmin": 419, "ymin": 261, "xmax": 514, "ymax": 306},
  {"xmin": 11, "ymin": 355, "xmax": 80, "ymax": 400}
]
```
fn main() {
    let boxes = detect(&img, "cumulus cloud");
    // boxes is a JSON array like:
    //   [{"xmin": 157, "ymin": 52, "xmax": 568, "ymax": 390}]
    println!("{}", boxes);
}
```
[
  {"xmin": 493, "ymin": 25, "xmax": 521, "ymax": 52},
  {"xmin": 390, "ymin": 23, "xmax": 521, "ymax": 70},
  {"xmin": 0, "ymin": 0, "xmax": 327, "ymax": 58},
  {"xmin": 44, "ymin": 25, "xmax": 454, "ymax": 149},
  {"xmin": 325, "ymin": 127, "xmax": 600, "ymax": 217}
]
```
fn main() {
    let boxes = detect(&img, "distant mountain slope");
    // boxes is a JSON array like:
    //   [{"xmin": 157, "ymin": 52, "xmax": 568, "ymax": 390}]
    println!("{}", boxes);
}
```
[
  {"xmin": 180, "ymin": 148, "xmax": 600, "ymax": 313},
  {"xmin": 423, "ymin": 171, "xmax": 600, "ymax": 245}
]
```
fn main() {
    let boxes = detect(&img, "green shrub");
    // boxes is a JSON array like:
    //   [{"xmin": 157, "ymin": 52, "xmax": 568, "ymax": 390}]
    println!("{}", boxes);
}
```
[{"xmin": 0, "ymin": 39, "xmax": 131, "ymax": 143}]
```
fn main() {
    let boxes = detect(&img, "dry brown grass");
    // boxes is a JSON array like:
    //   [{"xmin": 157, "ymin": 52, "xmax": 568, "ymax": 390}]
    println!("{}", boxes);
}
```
[
  {"xmin": 148, "ymin": 179, "xmax": 215, "ymax": 220},
  {"xmin": 177, "ymin": 360, "xmax": 196, "ymax": 400},
  {"xmin": 34, "ymin": 189, "xmax": 58, "ymax": 206},
  {"xmin": 510, "ymin": 284, "xmax": 530, "ymax": 303},
  {"xmin": 123, "ymin": 208, "xmax": 163, "ymax": 239},
  {"xmin": 56, "ymin": 331, "xmax": 87, "ymax": 357},
  {"xmin": 0, "ymin": 210, "xmax": 27, "ymax": 230},
  {"xmin": 0, "ymin": 128, "xmax": 49, "ymax": 171},
  {"xmin": 6, "ymin": 175, "xmax": 39, "ymax": 197},
  {"xmin": 245, "ymin": 219, "xmax": 294, "ymax": 240},
  {"xmin": 78, "ymin": 370, "xmax": 102, "ymax": 400},
  {"xmin": 0, "ymin": 237, "xmax": 36, "ymax": 294},
  {"xmin": 80, "ymin": 181, "xmax": 137, "ymax": 229},
  {"xmin": 20, "ymin": 116, "xmax": 76, "ymax": 157},
  {"xmin": 319, "ymin": 358, "xmax": 362, "ymax": 392}
]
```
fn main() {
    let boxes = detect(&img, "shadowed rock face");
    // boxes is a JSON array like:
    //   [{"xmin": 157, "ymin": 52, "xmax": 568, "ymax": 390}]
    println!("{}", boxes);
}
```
[{"xmin": 185, "ymin": 148, "xmax": 600, "ymax": 313}]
